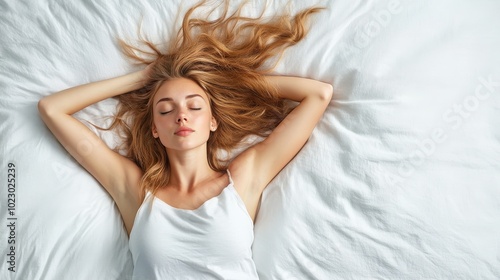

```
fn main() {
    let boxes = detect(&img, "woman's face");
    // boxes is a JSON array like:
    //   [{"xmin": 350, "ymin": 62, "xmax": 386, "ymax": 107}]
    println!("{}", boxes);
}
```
[{"xmin": 152, "ymin": 78, "xmax": 217, "ymax": 152}]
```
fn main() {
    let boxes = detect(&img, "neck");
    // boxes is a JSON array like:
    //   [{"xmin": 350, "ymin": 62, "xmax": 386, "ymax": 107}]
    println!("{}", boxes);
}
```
[{"xmin": 166, "ymin": 144, "xmax": 218, "ymax": 192}]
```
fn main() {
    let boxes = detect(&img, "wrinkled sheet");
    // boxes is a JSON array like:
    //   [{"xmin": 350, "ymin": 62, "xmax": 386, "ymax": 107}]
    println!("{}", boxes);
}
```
[{"xmin": 1, "ymin": 0, "xmax": 499, "ymax": 279}]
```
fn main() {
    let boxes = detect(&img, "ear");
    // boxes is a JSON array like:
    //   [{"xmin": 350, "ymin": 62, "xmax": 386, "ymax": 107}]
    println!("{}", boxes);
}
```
[
  {"xmin": 210, "ymin": 117, "xmax": 218, "ymax": 132},
  {"xmin": 152, "ymin": 124, "xmax": 159, "ymax": 138}
]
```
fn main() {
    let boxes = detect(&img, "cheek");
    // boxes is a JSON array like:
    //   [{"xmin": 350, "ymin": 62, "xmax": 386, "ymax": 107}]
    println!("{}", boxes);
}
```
[
  {"xmin": 152, "ymin": 115, "xmax": 161, "ymax": 130},
  {"xmin": 153, "ymin": 115, "xmax": 172, "ymax": 134},
  {"xmin": 194, "ymin": 111, "xmax": 211, "ymax": 125},
  {"xmin": 204, "ymin": 114, "xmax": 215, "ymax": 131}
]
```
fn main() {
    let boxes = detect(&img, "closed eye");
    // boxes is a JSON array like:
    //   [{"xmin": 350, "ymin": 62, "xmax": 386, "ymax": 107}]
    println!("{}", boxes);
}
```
[
  {"xmin": 160, "ymin": 111, "xmax": 172, "ymax": 115},
  {"xmin": 191, "ymin": 108, "xmax": 201, "ymax": 111}
]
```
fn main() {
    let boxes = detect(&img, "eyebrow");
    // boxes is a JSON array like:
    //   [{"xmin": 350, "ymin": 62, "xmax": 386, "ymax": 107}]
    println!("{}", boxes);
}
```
[{"xmin": 156, "ymin": 94, "xmax": 204, "ymax": 105}]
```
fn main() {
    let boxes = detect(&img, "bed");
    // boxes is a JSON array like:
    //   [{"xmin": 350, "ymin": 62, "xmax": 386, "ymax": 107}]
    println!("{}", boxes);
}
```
[{"xmin": 1, "ymin": 0, "xmax": 499, "ymax": 279}]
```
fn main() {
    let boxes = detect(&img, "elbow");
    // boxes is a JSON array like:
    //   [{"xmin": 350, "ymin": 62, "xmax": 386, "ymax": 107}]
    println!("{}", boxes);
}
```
[
  {"xmin": 37, "ymin": 97, "xmax": 55, "ymax": 119},
  {"xmin": 37, "ymin": 97, "xmax": 48, "ymax": 116},
  {"xmin": 319, "ymin": 83, "xmax": 333, "ymax": 103}
]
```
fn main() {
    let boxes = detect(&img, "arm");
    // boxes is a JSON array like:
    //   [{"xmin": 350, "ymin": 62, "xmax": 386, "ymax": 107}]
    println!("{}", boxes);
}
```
[
  {"xmin": 231, "ymin": 75, "xmax": 333, "ymax": 199},
  {"xmin": 38, "ymin": 70, "xmax": 147, "ymax": 234}
]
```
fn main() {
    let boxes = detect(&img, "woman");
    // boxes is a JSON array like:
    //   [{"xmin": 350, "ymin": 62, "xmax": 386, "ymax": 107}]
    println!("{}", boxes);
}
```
[{"xmin": 38, "ymin": 1, "xmax": 332, "ymax": 279}]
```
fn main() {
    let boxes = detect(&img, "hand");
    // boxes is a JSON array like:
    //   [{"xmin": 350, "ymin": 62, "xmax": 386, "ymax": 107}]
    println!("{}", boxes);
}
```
[
  {"xmin": 135, "ymin": 63, "xmax": 153, "ymax": 86},
  {"xmin": 143, "ymin": 63, "xmax": 154, "ymax": 78},
  {"xmin": 145, "ymin": 63, "xmax": 153, "ymax": 74}
]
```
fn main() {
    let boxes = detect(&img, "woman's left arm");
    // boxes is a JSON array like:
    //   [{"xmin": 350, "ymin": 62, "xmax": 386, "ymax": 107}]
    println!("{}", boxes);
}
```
[{"xmin": 232, "ymin": 75, "xmax": 333, "ymax": 195}]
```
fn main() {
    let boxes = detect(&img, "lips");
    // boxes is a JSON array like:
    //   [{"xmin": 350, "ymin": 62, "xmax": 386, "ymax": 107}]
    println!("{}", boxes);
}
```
[{"xmin": 174, "ymin": 126, "xmax": 194, "ymax": 136}]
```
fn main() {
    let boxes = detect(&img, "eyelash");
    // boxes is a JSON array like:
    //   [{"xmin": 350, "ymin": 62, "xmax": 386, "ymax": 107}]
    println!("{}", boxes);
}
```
[{"xmin": 160, "ymin": 108, "xmax": 201, "ymax": 115}]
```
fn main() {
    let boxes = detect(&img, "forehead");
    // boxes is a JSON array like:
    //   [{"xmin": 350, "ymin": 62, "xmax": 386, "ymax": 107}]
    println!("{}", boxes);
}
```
[{"xmin": 154, "ymin": 78, "xmax": 208, "ymax": 103}]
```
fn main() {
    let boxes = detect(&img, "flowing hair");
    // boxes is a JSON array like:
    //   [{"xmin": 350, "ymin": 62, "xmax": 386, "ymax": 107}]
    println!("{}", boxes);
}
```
[{"xmin": 110, "ymin": 0, "xmax": 322, "ymax": 201}]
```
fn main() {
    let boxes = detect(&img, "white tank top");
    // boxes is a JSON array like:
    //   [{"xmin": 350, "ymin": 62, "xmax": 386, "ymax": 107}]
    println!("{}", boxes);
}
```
[{"xmin": 128, "ymin": 171, "xmax": 259, "ymax": 280}]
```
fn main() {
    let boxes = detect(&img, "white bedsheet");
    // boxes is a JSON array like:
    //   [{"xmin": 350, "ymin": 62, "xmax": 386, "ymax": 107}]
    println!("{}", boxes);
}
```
[{"xmin": 1, "ymin": 0, "xmax": 499, "ymax": 279}]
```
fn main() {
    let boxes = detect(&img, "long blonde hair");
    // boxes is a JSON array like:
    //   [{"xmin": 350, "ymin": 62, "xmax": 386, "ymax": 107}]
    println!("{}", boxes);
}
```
[{"xmin": 111, "ymin": 0, "xmax": 322, "ymax": 201}]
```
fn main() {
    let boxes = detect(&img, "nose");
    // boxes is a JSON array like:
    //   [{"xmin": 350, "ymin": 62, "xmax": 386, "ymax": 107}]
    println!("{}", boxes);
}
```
[{"xmin": 176, "ymin": 113, "xmax": 188, "ymax": 124}]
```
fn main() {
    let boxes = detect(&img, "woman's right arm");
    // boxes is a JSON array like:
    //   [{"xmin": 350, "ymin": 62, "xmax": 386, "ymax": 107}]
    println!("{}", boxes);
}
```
[{"xmin": 38, "ymin": 70, "xmax": 147, "ymax": 234}]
